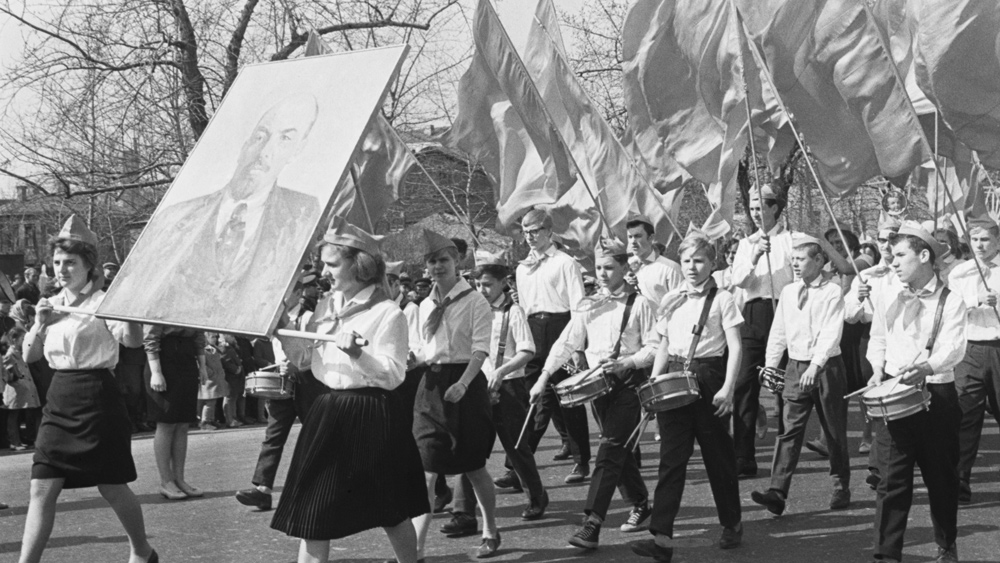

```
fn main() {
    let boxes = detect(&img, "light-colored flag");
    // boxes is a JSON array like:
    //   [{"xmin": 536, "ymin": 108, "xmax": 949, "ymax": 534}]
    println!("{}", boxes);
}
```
[
  {"xmin": 737, "ymin": 0, "xmax": 931, "ymax": 195},
  {"xmin": 438, "ymin": 0, "xmax": 578, "ymax": 227},
  {"xmin": 305, "ymin": 32, "xmax": 416, "ymax": 230},
  {"xmin": 914, "ymin": 1, "xmax": 1000, "ymax": 170}
]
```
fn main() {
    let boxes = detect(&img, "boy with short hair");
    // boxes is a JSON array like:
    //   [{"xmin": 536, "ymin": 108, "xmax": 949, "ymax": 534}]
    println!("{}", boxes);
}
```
[
  {"xmin": 751, "ymin": 234, "xmax": 851, "ymax": 516},
  {"xmin": 631, "ymin": 232, "xmax": 743, "ymax": 563}
]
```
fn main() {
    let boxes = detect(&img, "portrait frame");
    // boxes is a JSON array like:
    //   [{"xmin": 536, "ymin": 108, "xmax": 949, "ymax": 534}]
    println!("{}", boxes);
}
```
[
  {"xmin": 881, "ymin": 187, "xmax": 908, "ymax": 217},
  {"xmin": 97, "ymin": 45, "xmax": 409, "ymax": 337}
]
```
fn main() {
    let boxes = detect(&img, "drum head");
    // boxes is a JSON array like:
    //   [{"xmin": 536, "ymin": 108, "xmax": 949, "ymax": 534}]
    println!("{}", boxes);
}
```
[
  {"xmin": 557, "ymin": 367, "xmax": 600, "ymax": 389},
  {"xmin": 651, "ymin": 371, "xmax": 694, "ymax": 383},
  {"xmin": 864, "ymin": 378, "xmax": 918, "ymax": 399}
]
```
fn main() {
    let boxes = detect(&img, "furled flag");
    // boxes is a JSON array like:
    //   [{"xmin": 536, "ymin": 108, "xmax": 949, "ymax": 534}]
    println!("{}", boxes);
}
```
[
  {"xmin": 438, "ymin": 0, "xmax": 577, "ymax": 227},
  {"xmin": 736, "ymin": 0, "xmax": 931, "ymax": 196},
  {"xmin": 305, "ymin": 32, "xmax": 417, "ymax": 230},
  {"xmin": 914, "ymin": 1, "xmax": 1000, "ymax": 170}
]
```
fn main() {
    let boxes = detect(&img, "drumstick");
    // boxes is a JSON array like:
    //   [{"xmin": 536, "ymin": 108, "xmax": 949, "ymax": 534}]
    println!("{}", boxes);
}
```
[
  {"xmin": 514, "ymin": 403, "xmax": 536, "ymax": 451},
  {"xmin": 49, "ymin": 306, "xmax": 369, "ymax": 347},
  {"xmin": 844, "ymin": 383, "xmax": 876, "ymax": 400},
  {"xmin": 625, "ymin": 412, "xmax": 653, "ymax": 451}
]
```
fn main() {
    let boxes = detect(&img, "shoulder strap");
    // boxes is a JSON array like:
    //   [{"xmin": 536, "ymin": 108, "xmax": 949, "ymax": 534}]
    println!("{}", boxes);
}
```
[
  {"xmin": 494, "ymin": 301, "xmax": 513, "ymax": 370},
  {"xmin": 610, "ymin": 292, "xmax": 639, "ymax": 360},
  {"xmin": 925, "ymin": 286, "xmax": 950, "ymax": 352},
  {"xmin": 684, "ymin": 287, "xmax": 719, "ymax": 368}
]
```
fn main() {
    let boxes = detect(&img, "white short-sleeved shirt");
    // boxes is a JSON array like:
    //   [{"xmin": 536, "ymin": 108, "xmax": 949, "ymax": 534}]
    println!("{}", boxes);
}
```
[
  {"xmin": 515, "ymin": 245, "xmax": 585, "ymax": 315},
  {"xmin": 656, "ymin": 282, "xmax": 743, "ymax": 359},
  {"xmin": 484, "ymin": 295, "xmax": 535, "ymax": 380},
  {"xmin": 40, "ymin": 285, "xmax": 140, "ymax": 370},
  {"xmin": 415, "ymin": 278, "xmax": 492, "ymax": 365},
  {"xmin": 948, "ymin": 255, "xmax": 1000, "ymax": 341}
]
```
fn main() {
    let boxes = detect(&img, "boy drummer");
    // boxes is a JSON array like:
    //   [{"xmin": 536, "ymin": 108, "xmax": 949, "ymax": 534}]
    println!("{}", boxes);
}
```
[
  {"xmin": 631, "ymin": 232, "xmax": 743, "ymax": 563},
  {"xmin": 530, "ymin": 237, "xmax": 657, "ymax": 549},
  {"xmin": 867, "ymin": 221, "xmax": 966, "ymax": 563},
  {"xmin": 751, "ymin": 234, "xmax": 851, "ymax": 516}
]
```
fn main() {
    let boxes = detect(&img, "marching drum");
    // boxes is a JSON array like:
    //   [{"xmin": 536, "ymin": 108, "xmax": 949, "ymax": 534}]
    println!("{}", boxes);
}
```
[
  {"xmin": 554, "ymin": 367, "xmax": 611, "ymax": 407},
  {"xmin": 637, "ymin": 371, "xmax": 700, "ymax": 413},
  {"xmin": 861, "ymin": 377, "xmax": 930, "ymax": 421},
  {"xmin": 245, "ymin": 370, "xmax": 295, "ymax": 400},
  {"xmin": 758, "ymin": 366, "xmax": 786, "ymax": 394}
]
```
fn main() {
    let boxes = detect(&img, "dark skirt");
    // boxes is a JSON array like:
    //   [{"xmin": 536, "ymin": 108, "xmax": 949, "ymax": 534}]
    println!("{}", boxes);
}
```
[
  {"xmin": 413, "ymin": 364, "xmax": 496, "ymax": 475},
  {"xmin": 146, "ymin": 335, "xmax": 199, "ymax": 424},
  {"xmin": 32, "ymin": 369, "xmax": 137, "ymax": 488},
  {"xmin": 271, "ymin": 387, "xmax": 429, "ymax": 540}
]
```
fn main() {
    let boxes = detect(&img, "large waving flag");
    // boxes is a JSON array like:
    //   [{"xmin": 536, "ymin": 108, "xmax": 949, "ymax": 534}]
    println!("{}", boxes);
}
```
[
  {"xmin": 305, "ymin": 32, "xmax": 416, "ymax": 230},
  {"xmin": 737, "ymin": 0, "xmax": 930, "ymax": 196},
  {"xmin": 914, "ymin": 1, "xmax": 1000, "ymax": 170},
  {"xmin": 438, "ymin": 0, "xmax": 577, "ymax": 227}
]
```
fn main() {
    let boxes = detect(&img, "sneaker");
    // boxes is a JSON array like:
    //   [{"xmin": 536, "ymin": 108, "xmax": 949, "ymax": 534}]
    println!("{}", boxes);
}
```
[
  {"xmin": 859, "ymin": 441, "xmax": 872, "ymax": 454},
  {"xmin": 493, "ymin": 469, "xmax": 522, "ymax": 491},
  {"xmin": 10, "ymin": 444, "xmax": 27, "ymax": 451},
  {"xmin": 433, "ymin": 485, "xmax": 453, "ymax": 513},
  {"xmin": 440, "ymin": 512, "xmax": 478, "ymax": 537},
  {"xmin": 553, "ymin": 444, "xmax": 572, "ymax": 461},
  {"xmin": 751, "ymin": 489, "xmax": 786, "ymax": 516},
  {"xmin": 568, "ymin": 520, "xmax": 600, "ymax": 549},
  {"xmin": 631, "ymin": 539, "xmax": 673, "ymax": 561},
  {"xmin": 564, "ymin": 463, "xmax": 590, "ymax": 484},
  {"xmin": 620, "ymin": 502, "xmax": 651, "ymax": 533},
  {"xmin": 199, "ymin": 422, "xmax": 218, "ymax": 431},
  {"xmin": 830, "ymin": 489, "xmax": 851, "ymax": 510},
  {"xmin": 804, "ymin": 439, "xmax": 829, "ymax": 457},
  {"xmin": 936, "ymin": 544, "xmax": 958, "ymax": 563},
  {"xmin": 865, "ymin": 470, "xmax": 881, "ymax": 491},
  {"xmin": 235, "ymin": 488, "xmax": 272, "ymax": 510},
  {"xmin": 476, "ymin": 532, "xmax": 501, "ymax": 558},
  {"xmin": 719, "ymin": 522, "xmax": 743, "ymax": 549}
]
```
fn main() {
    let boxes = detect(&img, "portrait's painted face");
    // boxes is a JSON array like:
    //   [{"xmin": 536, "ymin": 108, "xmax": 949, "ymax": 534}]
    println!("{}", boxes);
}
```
[
  {"xmin": 231, "ymin": 95, "xmax": 318, "ymax": 200},
  {"xmin": 53, "ymin": 249, "xmax": 90, "ymax": 293}
]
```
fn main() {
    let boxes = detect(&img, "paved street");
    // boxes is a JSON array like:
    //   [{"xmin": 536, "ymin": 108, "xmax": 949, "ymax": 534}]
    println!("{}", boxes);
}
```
[{"xmin": 1, "ymin": 398, "xmax": 998, "ymax": 562}]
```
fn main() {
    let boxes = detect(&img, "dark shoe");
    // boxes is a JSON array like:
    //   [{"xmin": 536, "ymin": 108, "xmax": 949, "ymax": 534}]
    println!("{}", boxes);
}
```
[
  {"xmin": 736, "ymin": 458, "xmax": 758, "ymax": 479},
  {"xmin": 147, "ymin": 549, "xmax": 159, "ymax": 563},
  {"xmin": 521, "ymin": 490, "xmax": 549, "ymax": 521},
  {"xmin": 568, "ymin": 520, "xmax": 600, "ymax": 549},
  {"xmin": 830, "ymin": 489, "xmax": 851, "ymax": 510},
  {"xmin": 936, "ymin": 544, "xmax": 958, "ymax": 563},
  {"xmin": 620, "ymin": 502, "xmax": 651, "ymax": 532},
  {"xmin": 958, "ymin": 479, "xmax": 972, "ymax": 504},
  {"xmin": 804, "ymin": 439, "xmax": 829, "ymax": 457},
  {"xmin": 235, "ymin": 487, "xmax": 272, "ymax": 510},
  {"xmin": 631, "ymin": 539, "xmax": 673, "ymax": 561},
  {"xmin": 433, "ymin": 486, "xmax": 453, "ymax": 513},
  {"xmin": 493, "ymin": 469, "xmax": 522, "ymax": 491},
  {"xmin": 553, "ymin": 444, "xmax": 572, "ymax": 461},
  {"xmin": 0, "ymin": 501, "xmax": 8, "ymax": 510},
  {"xmin": 751, "ymin": 489, "xmax": 785, "ymax": 516},
  {"xmin": 866, "ymin": 470, "xmax": 881, "ymax": 491},
  {"xmin": 476, "ymin": 532, "xmax": 501, "ymax": 558},
  {"xmin": 564, "ymin": 463, "xmax": 590, "ymax": 484},
  {"xmin": 440, "ymin": 512, "xmax": 478, "ymax": 537},
  {"xmin": 720, "ymin": 522, "xmax": 743, "ymax": 549}
]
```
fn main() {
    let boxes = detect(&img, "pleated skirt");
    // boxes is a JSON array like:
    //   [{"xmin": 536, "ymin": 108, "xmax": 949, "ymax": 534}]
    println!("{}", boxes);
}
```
[
  {"xmin": 270, "ymin": 387, "xmax": 429, "ymax": 540},
  {"xmin": 32, "ymin": 369, "xmax": 137, "ymax": 489},
  {"xmin": 413, "ymin": 364, "xmax": 496, "ymax": 475},
  {"xmin": 146, "ymin": 335, "xmax": 199, "ymax": 424}
]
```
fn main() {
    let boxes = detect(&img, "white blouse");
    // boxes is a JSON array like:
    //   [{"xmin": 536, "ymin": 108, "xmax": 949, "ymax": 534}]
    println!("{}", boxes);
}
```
[{"xmin": 37, "ymin": 285, "xmax": 142, "ymax": 371}]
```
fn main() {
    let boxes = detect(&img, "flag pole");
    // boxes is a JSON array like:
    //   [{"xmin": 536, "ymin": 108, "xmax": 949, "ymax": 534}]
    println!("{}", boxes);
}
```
[
  {"xmin": 411, "ymin": 155, "xmax": 482, "ymax": 246},
  {"xmin": 735, "ymin": 9, "xmax": 864, "ymax": 286},
  {"xmin": 854, "ymin": 0, "xmax": 1000, "ymax": 325},
  {"xmin": 349, "ymin": 167, "xmax": 376, "ymax": 233},
  {"xmin": 933, "ymin": 109, "xmax": 941, "ymax": 228},
  {"xmin": 481, "ymin": 0, "xmax": 615, "ymax": 236}
]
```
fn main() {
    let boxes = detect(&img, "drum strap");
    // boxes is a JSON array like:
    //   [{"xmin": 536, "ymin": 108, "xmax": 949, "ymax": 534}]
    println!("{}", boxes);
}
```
[
  {"xmin": 610, "ymin": 292, "xmax": 639, "ymax": 360},
  {"xmin": 494, "ymin": 301, "xmax": 513, "ymax": 370},
  {"xmin": 684, "ymin": 287, "xmax": 719, "ymax": 368},
  {"xmin": 924, "ymin": 286, "xmax": 950, "ymax": 352}
]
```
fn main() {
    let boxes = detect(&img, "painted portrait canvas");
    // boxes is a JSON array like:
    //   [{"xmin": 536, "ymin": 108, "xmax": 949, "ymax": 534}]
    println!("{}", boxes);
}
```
[{"xmin": 98, "ymin": 45, "xmax": 408, "ymax": 336}]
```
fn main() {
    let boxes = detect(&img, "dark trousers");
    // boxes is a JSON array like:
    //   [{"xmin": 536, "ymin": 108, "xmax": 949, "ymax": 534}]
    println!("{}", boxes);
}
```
[
  {"xmin": 873, "ymin": 383, "xmax": 960, "ymax": 561},
  {"xmin": 524, "ymin": 313, "xmax": 590, "ymax": 465},
  {"xmin": 115, "ymin": 361, "xmax": 147, "ymax": 430},
  {"xmin": 954, "ymin": 341, "xmax": 1000, "ymax": 480},
  {"xmin": 735, "ymin": 299, "xmax": 784, "ymax": 463},
  {"xmin": 456, "ymin": 378, "xmax": 545, "ymax": 513},
  {"xmin": 250, "ymin": 370, "xmax": 325, "ymax": 489},
  {"xmin": 583, "ymin": 385, "xmax": 647, "ymax": 520},
  {"xmin": 768, "ymin": 357, "xmax": 851, "ymax": 495},
  {"xmin": 650, "ymin": 357, "xmax": 741, "ymax": 538}
]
